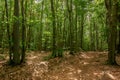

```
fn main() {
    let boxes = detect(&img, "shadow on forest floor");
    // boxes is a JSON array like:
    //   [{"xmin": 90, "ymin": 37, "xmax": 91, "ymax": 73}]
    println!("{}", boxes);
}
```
[{"xmin": 0, "ymin": 51, "xmax": 120, "ymax": 80}]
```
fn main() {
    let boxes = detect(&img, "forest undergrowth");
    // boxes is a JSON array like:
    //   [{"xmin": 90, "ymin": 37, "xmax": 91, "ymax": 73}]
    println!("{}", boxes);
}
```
[{"xmin": 0, "ymin": 51, "xmax": 120, "ymax": 80}]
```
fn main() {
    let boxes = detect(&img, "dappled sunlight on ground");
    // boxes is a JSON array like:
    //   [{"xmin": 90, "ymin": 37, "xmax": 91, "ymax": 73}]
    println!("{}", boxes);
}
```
[{"xmin": 0, "ymin": 51, "xmax": 120, "ymax": 80}]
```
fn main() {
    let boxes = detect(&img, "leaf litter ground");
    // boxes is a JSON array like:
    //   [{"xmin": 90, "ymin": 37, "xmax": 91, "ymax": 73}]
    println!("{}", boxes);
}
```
[{"xmin": 0, "ymin": 51, "xmax": 120, "ymax": 80}]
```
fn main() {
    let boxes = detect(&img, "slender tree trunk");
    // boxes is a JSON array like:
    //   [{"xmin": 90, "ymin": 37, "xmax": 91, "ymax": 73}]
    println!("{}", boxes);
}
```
[
  {"xmin": 50, "ymin": 0, "xmax": 56, "ymax": 57},
  {"xmin": 95, "ymin": 22, "xmax": 99, "ymax": 50},
  {"xmin": 90, "ymin": 22, "xmax": 94, "ymax": 50},
  {"xmin": 63, "ymin": 10, "xmax": 66, "ymax": 49},
  {"xmin": 39, "ymin": 0, "xmax": 44, "ymax": 51},
  {"xmin": 26, "ymin": 1, "xmax": 32, "ymax": 50},
  {"xmin": 5, "ymin": 0, "xmax": 13, "ymax": 62},
  {"xmin": 21, "ymin": 0, "xmax": 26, "ymax": 63},
  {"xmin": 75, "ymin": 3, "xmax": 78, "ymax": 51},
  {"xmin": 80, "ymin": 14, "xmax": 84, "ymax": 50},
  {"xmin": 105, "ymin": 0, "xmax": 111, "ymax": 52},
  {"xmin": 117, "ymin": 3, "xmax": 120, "ymax": 53},
  {"xmin": 12, "ymin": 0, "xmax": 21, "ymax": 64},
  {"xmin": 66, "ymin": 0, "xmax": 74, "ymax": 54},
  {"xmin": 0, "ymin": 10, "xmax": 5, "ymax": 54},
  {"xmin": 78, "ymin": 17, "xmax": 81, "ymax": 50},
  {"xmin": 93, "ymin": 22, "xmax": 96, "ymax": 51}
]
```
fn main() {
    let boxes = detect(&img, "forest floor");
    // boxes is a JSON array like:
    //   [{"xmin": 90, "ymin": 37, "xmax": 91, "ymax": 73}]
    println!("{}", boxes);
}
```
[{"xmin": 0, "ymin": 51, "xmax": 120, "ymax": 80}]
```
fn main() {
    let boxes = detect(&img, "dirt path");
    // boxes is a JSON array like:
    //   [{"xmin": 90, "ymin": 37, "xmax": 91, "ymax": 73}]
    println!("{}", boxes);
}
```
[
  {"xmin": 0, "ymin": 51, "xmax": 120, "ymax": 80},
  {"xmin": 48, "ymin": 52, "xmax": 120, "ymax": 80}
]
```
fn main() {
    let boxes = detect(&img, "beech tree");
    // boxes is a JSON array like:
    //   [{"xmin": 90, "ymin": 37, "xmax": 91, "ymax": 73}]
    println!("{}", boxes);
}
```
[
  {"xmin": 50, "ymin": 0, "xmax": 57, "ymax": 57},
  {"xmin": 21, "ymin": 0, "xmax": 26, "ymax": 63},
  {"xmin": 12, "ymin": 0, "xmax": 21, "ymax": 64},
  {"xmin": 105, "ymin": 0, "xmax": 118, "ymax": 65},
  {"xmin": 5, "ymin": 0, "xmax": 12, "ymax": 62}
]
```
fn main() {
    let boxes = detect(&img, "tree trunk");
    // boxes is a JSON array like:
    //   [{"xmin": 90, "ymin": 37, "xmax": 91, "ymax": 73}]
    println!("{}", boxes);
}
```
[
  {"xmin": 21, "ymin": 0, "xmax": 26, "ymax": 63},
  {"xmin": 75, "ymin": 3, "xmax": 78, "ymax": 51},
  {"xmin": 5, "ymin": 0, "xmax": 13, "ymax": 62},
  {"xmin": 117, "ymin": 3, "xmax": 120, "ymax": 53},
  {"xmin": 90, "ymin": 22, "xmax": 94, "ymax": 51},
  {"xmin": 66, "ymin": 0, "xmax": 74, "ymax": 54},
  {"xmin": 39, "ymin": 0, "xmax": 44, "ymax": 51},
  {"xmin": 105, "ymin": 0, "xmax": 118, "ymax": 65},
  {"xmin": 80, "ymin": 14, "xmax": 84, "ymax": 50},
  {"xmin": 12, "ymin": 0, "xmax": 21, "ymax": 65},
  {"xmin": 95, "ymin": 22, "xmax": 99, "ymax": 50},
  {"xmin": 50, "ymin": 0, "xmax": 56, "ymax": 57}
]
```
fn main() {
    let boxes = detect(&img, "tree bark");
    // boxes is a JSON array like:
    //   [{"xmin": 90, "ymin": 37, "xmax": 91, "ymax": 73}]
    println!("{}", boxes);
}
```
[
  {"xmin": 12, "ymin": 0, "xmax": 21, "ymax": 64},
  {"xmin": 117, "ymin": 2, "xmax": 120, "ymax": 53},
  {"xmin": 80, "ymin": 14, "xmax": 84, "ymax": 50},
  {"xmin": 105, "ymin": 0, "xmax": 118, "ymax": 65},
  {"xmin": 21, "ymin": 0, "xmax": 26, "ymax": 63},
  {"xmin": 39, "ymin": 0, "xmax": 44, "ymax": 51},
  {"xmin": 50, "ymin": 0, "xmax": 56, "ymax": 57},
  {"xmin": 5, "ymin": 0, "xmax": 13, "ymax": 62},
  {"xmin": 66, "ymin": 0, "xmax": 74, "ymax": 54}
]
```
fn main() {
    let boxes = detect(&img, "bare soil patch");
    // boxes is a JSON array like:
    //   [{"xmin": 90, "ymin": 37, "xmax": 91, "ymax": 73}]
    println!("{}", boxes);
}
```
[{"xmin": 0, "ymin": 51, "xmax": 120, "ymax": 80}]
